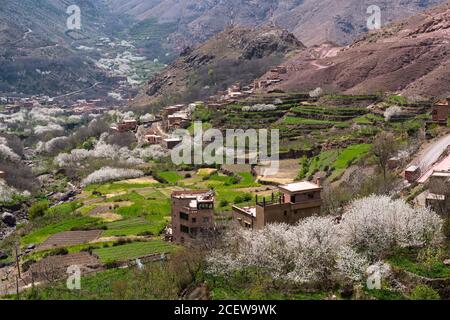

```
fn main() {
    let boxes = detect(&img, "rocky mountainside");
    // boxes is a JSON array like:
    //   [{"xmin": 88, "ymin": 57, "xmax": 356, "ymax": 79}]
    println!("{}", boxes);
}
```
[
  {"xmin": 0, "ymin": 0, "xmax": 126, "ymax": 95},
  {"xmin": 255, "ymin": 1, "xmax": 450, "ymax": 98},
  {"xmin": 135, "ymin": 25, "xmax": 304, "ymax": 106},
  {"xmin": 107, "ymin": 0, "xmax": 445, "ymax": 49}
]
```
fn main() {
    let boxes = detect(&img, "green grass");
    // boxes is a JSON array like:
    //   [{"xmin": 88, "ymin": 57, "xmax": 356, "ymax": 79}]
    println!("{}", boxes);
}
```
[
  {"xmin": 327, "ymin": 144, "xmax": 371, "ymax": 181},
  {"xmin": 21, "ymin": 216, "xmax": 100, "ymax": 246},
  {"xmin": 332, "ymin": 144, "xmax": 371, "ymax": 170},
  {"xmin": 158, "ymin": 171, "xmax": 184, "ymax": 184},
  {"xmin": 388, "ymin": 250, "xmax": 450, "ymax": 279},
  {"xmin": 22, "ymin": 268, "xmax": 132, "ymax": 300},
  {"xmin": 93, "ymin": 240, "xmax": 178, "ymax": 263},
  {"xmin": 102, "ymin": 218, "xmax": 155, "ymax": 237},
  {"xmin": 283, "ymin": 116, "xmax": 348, "ymax": 127}
]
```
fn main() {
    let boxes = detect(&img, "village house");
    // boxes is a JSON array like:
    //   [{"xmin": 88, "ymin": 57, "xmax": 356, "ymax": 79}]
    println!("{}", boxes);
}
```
[
  {"xmin": 232, "ymin": 180, "xmax": 323, "ymax": 230},
  {"xmin": 110, "ymin": 119, "xmax": 138, "ymax": 133},
  {"xmin": 405, "ymin": 165, "xmax": 421, "ymax": 183},
  {"xmin": 163, "ymin": 137, "xmax": 182, "ymax": 150},
  {"xmin": 431, "ymin": 96, "xmax": 450, "ymax": 124},
  {"xmin": 171, "ymin": 190, "xmax": 215, "ymax": 244},
  {"xmin": 426, "ymin": 171, "xmax": 450, "ymax": 215}
]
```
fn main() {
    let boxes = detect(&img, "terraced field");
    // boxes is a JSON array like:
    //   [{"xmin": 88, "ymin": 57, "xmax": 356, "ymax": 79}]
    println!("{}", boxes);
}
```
[{"xmin": 93, "ymin": 240, "xmax": 178, "ymax": 263}]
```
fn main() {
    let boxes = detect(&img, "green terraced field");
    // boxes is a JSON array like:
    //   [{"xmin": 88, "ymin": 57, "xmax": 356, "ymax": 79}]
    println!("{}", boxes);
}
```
[
  {"xmin": 93, "ymin": 240, "xmax": 178, "ymax": 263},
  {"xmin": 102, "ymin": 218, "xmax": 155, "ymax": 237}
]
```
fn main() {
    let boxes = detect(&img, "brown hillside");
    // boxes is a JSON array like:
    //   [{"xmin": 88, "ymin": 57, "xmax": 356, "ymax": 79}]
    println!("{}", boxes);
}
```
[{"xmin": 257, "ymin": 2, "xmax": 450, "ymax": 99}]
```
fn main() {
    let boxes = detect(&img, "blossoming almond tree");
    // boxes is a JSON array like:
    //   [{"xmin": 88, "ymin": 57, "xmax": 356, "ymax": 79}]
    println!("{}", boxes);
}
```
[{"xmin": 207, "ymin": 195, "xmax": 443, "ymax": 286}]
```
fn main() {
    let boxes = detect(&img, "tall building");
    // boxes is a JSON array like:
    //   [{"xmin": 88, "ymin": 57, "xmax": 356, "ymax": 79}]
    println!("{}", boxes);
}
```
[
  {"xmin": 232, "ymin": 181, "xmax": 322, "ymax": 230},
  {"xmin": 171, "ymin": 190, "xmax": 215, "ymax": 244}
]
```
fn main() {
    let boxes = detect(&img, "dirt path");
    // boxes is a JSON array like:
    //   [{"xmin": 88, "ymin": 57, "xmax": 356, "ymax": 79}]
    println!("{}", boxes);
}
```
[{"xmin": 411, "ymin": 133, "xmax": 450, "ymax": 181}]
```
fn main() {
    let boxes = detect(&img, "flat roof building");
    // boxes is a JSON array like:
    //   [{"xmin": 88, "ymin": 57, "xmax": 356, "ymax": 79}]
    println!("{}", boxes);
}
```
[
  {"xmin": 171, "ymin": 190, "xmax": 215, "ymax": 244},
  {"xmin": 232, "ymin": 180, "xmax": 323, "ymax": 230}
]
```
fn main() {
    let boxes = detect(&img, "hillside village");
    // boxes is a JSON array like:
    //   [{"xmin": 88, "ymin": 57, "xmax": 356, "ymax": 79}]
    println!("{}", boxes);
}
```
[{"xmin": 0, "ymin": 0, "xmax": 449, "ymax": 302}]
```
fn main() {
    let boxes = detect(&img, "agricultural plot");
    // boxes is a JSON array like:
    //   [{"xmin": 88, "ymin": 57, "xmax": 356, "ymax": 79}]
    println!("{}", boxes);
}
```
[
  {"xmin": 38, "ymin": 230, "xmax": 102, "ymax": 251},
  {"xmin": 298, "ymin": 144, "xmax": 372, "ymax": 182},
  {"xmin": 102, "ymin": 218, "xmax": 155, "ymax": 237},
  {"xmin": 21, "ymin": 216, "xmax": 101, "ymax": 246},
  {"xmin": 93, "ymin": 240, "xmax": 178, "ymax": 263}
]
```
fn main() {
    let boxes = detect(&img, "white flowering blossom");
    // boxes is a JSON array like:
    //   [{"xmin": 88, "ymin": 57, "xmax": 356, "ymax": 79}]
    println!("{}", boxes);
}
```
[
  {"xmin": 309, "ymin": 87, "xmax": 324, "ymax": 98},
  {"xmin": 0, "ymin": 179, "xmax": 17, "ymax": 202},
  {"xmin": 340, "ymin": 195, "xmax": 443, "ymax": 259},
  {"xmin": 134, "ymin": 145, "xmax": 168, "ymax": 160},
  {"xmin": 242, "ymin": 104, "xmax": 277, "ymax": 112},
  {"xmin": 207, "ymin": 196, "xmax": 443, "ymax": 284},
  {"xmin": 37, "ymin": 136, "xmax": 70, "ymax": 154},
  {"xmin": 0, "ymin": 138, "xmax": 21, "ymax": 162},
  {"xmin": 139, "ymin": 113, "xmax": 156, "ymax": 123},
  {"xmin": 335, "ymin": 246, "xmax": 369, "ymax": 282},
  {"xmin": 81, "ymin": 167, "xmax": 144, "ymax": 186},
  {"xmin": 384, "ymin": 106, "xmax": 402, "ymax": 122},
  {"xmin": 34, "ymin": 123, "xmax": 64, "ymax": 135}
]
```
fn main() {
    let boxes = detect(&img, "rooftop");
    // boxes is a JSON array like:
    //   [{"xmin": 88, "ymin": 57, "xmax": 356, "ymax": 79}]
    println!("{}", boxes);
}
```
[
  {"xmin": 172, "ymin": 190, "xmax": 214, "ymax": 201},
  {"xmin": 431, "ymin": 171, "xmax": 450, "ymax": 177},
  {"xmin": 234, "ymin": 206, "xmax": 257, "ymax": 217},
  {"xmin": 278, "ymin": 181, "xmax": 321, "ymax": 193},
  {"xmin": 406, "ymin": 165, "xmax": 419, "ymax": 172}
]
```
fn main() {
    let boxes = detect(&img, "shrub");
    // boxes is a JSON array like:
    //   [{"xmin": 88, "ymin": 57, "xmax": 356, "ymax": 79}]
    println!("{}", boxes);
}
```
[
  {"xmin": 234, "ymin": 196, "xmax": 243, "ymax": 204},
  {"xmin": 45, "ymin": 247, "xmax": 69, "ymax": 257},
  {"xmin": 243, "ymin": 193, "xmax": 253, "ymax": 202},
  {"xmin": 219, "ymin": 200, "xmax": 229, "ymax": 207},
  {"xmin": 113, "ymin": 238, "xmax": 132, "ymax": 247},
  {"xmin": 28, "ymin": 200, "xmax": 49, "ymax": 220},
  {"xmin": 409, "ymin": 285, "xmax": 440, "ymax": 300}
]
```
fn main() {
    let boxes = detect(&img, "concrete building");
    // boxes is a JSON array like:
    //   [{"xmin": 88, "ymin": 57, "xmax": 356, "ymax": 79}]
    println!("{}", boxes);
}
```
[
  {"xmin": 171, "ymin": 190, "xmax": 215, "ymax": 244},
  {"xmin": 232, "ymin": 181, "xmax": 323, "ymax": 230}
]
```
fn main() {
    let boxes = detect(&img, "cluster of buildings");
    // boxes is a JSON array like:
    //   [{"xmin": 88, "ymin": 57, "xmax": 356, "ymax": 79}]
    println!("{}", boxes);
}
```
[
  {"xmin": 160, "ymin": 104, "xmax": 191, "ymax": 132},
  {"xmin": 169, "ymin": 180, "xmax": 323, "ymax": 244}
]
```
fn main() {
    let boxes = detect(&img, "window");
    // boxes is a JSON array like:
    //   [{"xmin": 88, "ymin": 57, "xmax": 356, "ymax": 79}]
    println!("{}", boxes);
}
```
[
  {"xmin": 180, "ymin": 212, "xmax": 189, "ymax": 220},
  {"xmin": 198, "ymin": 202, "xmax": 214, "ymax": 210},
  {"xmin": 308, "ymin": 193, "xmax": 315, "ymax": 199},
  {"xmin": 192, "ymin": 218, "xmax": 197, "ymax": 223},
  {"xmin": 180, "ymin": 225, "xmax": 189, "ymax": 234},
  {"xmin": 203, "ymin": 217, "xmax": 210, "ymax": 223},
  {"xmin": 284, "ymin": 210, "xmax": 287, "ymax": 216}
]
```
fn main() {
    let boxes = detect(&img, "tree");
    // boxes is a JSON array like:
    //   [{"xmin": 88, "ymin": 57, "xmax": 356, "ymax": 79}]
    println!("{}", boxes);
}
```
[
  {"xmin": 372, "ymin": 132, "xmax": 397, "ymax": 181},
  {"xmin": 28, "ymin": 200, "xmax": 49, "ymax": 220}
]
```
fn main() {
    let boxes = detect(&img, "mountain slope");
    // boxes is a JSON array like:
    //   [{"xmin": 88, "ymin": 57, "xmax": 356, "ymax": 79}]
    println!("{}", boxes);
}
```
[
  {"xmin": 255, "ymin": 1, "xmax": 450, "ymax": 98},
  {"xmin": 135, "ymin": 25, "xmax": 304, "ymax": 106},
  {"xmin": 107, "ymin": 0, "xmax": 446, "ymax": 48},
  {"xmin": 0, "ymin": 0, "xmax": 125, "ymax": 95}
]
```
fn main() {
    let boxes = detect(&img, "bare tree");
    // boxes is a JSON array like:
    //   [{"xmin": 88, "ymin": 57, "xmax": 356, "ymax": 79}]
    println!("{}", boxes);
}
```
[{"xmin": 372, "ymin": 132, "xmax": 397, "ymax": 181}]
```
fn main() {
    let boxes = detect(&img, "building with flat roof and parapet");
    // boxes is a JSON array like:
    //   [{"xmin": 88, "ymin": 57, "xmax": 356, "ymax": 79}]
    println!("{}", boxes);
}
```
[
  {"xmin": 431, "ymin": 96, "xmax": 450, "ymax": 125},
  {"xmin": 426, "ymin": 170, "xmax": 450, "ymax": 215},
  {"xmin": 232, "ymin": 180, "xmax": 323, "ymax": 230},
  {"xmin": 171, "ymin": 190, "xmax": 215, "ymax": 244}
]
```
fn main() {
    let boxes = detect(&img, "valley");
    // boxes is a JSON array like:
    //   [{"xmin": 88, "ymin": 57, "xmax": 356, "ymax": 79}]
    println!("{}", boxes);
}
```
[{"xmin": 0, "ymin": 0, "xmax": 449, "ymax": 302}]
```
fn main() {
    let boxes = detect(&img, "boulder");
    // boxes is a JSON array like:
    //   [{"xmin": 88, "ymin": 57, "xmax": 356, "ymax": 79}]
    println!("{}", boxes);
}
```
[{"xmin": 1, "ymin": 212, "xmax": 16, "ymax": 227}]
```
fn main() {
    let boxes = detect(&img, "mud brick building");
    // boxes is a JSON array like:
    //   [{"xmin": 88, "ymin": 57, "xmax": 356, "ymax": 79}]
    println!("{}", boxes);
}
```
[
  {"xmin": 171, "ymin": 190, "xmax": 215, "ymax": 244},
  {"xmin": 232, "ymin": 181, "xmax": 322, "ymax": 230}
]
